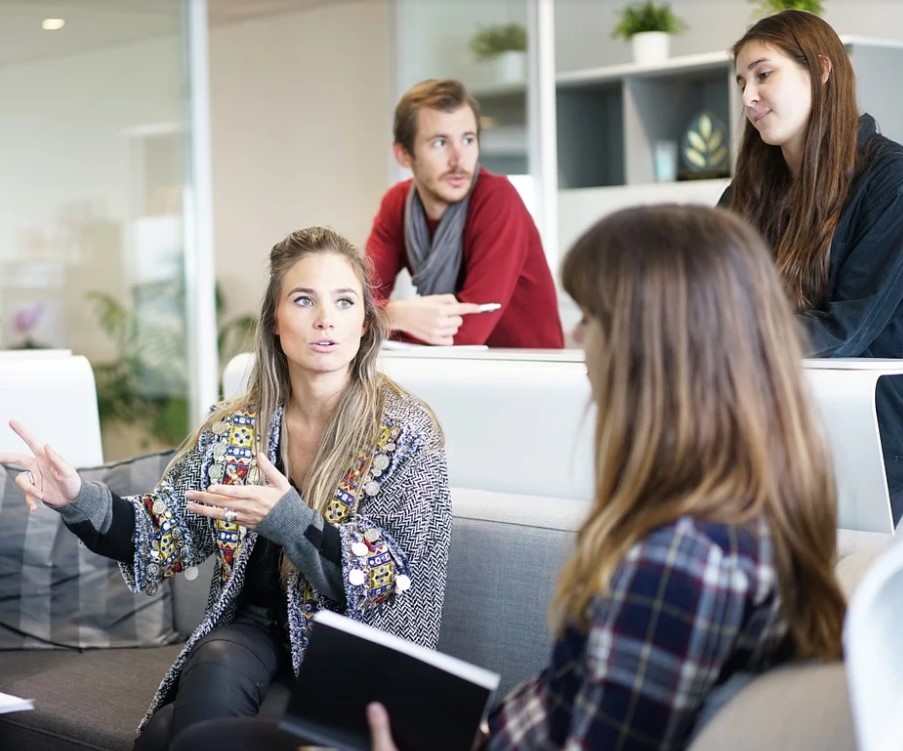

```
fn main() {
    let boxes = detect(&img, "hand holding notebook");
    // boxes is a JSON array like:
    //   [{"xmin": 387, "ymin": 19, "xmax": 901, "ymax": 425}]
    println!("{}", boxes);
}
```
[{"xmin": 279, "ymin": 610, "xmax": 499, "ymax": 751}]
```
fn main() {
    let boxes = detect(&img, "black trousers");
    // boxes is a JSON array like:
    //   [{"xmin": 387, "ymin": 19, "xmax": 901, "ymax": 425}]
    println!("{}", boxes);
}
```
[
  {"xmin": 133, "ymin": 615, "xmax": 292, "ymax": 751},
  {"xmin": 169, "ymin": 717, "xmax": 299, "ymax": 751}
]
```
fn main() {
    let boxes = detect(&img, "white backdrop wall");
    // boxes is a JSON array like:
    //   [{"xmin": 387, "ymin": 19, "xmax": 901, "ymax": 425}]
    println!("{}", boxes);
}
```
[
  {"xmin": 0, "ymin": 34, "xmax": 182, "ymax": 359},
  {"xmin": 397, "ymin": 0, "xmax": 528, "ymax": 90},
  {"xmin": 208, "ymin": 0, "xmax": 392, "ymax": 321}
]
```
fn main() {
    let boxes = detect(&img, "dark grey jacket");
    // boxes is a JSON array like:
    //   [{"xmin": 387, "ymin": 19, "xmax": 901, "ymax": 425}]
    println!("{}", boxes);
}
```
[{"xmin": 722, "ymin": 114, "xmax": 903, "ymax": 521}]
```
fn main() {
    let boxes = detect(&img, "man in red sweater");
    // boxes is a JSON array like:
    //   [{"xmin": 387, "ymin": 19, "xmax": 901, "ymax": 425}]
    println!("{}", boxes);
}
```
[{"xmin": 365, "ymin": 79, "xmax": 564, "ymax": 348}]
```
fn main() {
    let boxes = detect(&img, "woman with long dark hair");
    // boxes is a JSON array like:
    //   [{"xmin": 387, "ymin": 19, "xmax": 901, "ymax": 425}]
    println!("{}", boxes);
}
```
[
  {"xmin": 477, "ymin": 204, "xmax": 846, "ymax": 750},
  {"xmin": 724, "ymin": 9, "xmax": 903, "ymax": 522}
]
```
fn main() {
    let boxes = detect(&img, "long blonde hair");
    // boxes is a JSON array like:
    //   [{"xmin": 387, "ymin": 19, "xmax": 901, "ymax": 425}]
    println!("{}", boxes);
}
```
[
  {"xmin": 250, "ymin": 226, "xmax": 395, "ymax": 512},
  {"xmin": 555, "ymin": 205, "xmax": 844, "ymax": 660},
  {"xmin": 176, "ymin": 227, "xmax": 394, "ymax": 516}
]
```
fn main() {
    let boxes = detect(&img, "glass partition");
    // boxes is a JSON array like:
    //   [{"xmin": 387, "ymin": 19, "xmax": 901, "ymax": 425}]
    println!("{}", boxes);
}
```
[
  {"xmin": 0, "ymin": 0, "xmax": 207, "ymax": 460},
  {"xmin": 394, "ymin": 0, "xmax": 534, "ymax": 194}
]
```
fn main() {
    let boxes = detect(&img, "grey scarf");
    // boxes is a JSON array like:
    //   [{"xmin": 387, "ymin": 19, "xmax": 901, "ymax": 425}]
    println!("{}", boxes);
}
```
[{"xmin": 404, "ymin": 167, "xmax": 480, "ymax": 296}]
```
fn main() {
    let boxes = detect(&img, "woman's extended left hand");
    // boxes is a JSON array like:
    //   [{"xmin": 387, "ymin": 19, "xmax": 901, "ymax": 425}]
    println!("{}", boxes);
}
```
[{"xmin": 185, "ymin": 453, "xmax": 290, "ymax": 530}]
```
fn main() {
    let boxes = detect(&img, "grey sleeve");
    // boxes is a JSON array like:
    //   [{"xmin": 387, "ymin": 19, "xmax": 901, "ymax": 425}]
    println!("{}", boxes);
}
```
[
  {"xmin": 57, "ymin": 480, "xmax": 113, "ymax": 531},
  {"xmin": 56, "ymin": 481, "xmax": 137, "ymax": 564},
  {"xmin": 256, "ymin": 487, "xmax": 345, "ymax": 603}
]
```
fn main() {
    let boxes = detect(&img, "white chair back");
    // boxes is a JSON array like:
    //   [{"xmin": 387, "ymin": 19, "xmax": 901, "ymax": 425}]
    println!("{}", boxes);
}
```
[
  {"xmin": 803, "ymin": 360, "xmax": 902, "ymax": 534},
  {"xmin": 222, "ymin": 350, "xmax": 594, "ymax": 501},
  {"xmin": 0, "ymin": 351, "xmax": 104, "ymax": 467},
  {"xmin": 221, "ymin": 352, "xmax": 903, "ymax": 530},
  {"xmin": 378, "ymin": 352, "xmax": 595, "ymax": 501},
  {"xmin": 844, "ymin": 534, "xmax": 903, "ymax": 751},
  {"xmin": 222, "ymin": 352, "xmax": 253, "ymax": 406}
]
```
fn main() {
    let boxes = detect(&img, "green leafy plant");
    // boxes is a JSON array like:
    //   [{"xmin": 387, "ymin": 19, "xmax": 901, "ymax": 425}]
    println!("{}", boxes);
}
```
[
  {"xmin": 469, "ymin": 23, "xmax": 527, "ymax": 60},
  {"xmin": 750, "ymin": 0, "xmax": 824, "ymax": 14},
  {"xmin": 87, "ymin": 281, "xmax": 258, "ymax": 449},
  {"xmin": 215, "ymin": 285, "xmax": 257, "ymax": 373},
  {"xmin": 87, "ymin": 286, "xmax": 189, "ymax": 448},
  {"xmin": 612, "ymin": 1, "xmax": 687, "ymax": 39}
]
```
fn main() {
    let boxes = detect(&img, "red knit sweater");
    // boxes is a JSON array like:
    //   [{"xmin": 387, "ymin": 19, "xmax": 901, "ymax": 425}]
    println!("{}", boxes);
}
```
[{"xmin": 365, "ymin": 169, "xmax": 564, "ymax": 348}]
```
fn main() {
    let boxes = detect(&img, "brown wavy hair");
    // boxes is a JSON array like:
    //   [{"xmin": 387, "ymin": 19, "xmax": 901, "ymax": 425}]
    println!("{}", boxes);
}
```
[
  {"xmin": 555, "ymin": 204, "xmax": 844, "ymax": 660},
  {"xmin": 393, "ymin": 79, "xmax": 481, "ymax": 155},
  {"xmin": 728, "ymin": 10, "xmax": 859, "ymax": 310}
]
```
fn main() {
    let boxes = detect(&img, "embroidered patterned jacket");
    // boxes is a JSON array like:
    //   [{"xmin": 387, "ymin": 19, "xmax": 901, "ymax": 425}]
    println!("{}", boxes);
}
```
[{"xmin": 61, "ymin": 386, "xmax": 451, "ymax": 731}]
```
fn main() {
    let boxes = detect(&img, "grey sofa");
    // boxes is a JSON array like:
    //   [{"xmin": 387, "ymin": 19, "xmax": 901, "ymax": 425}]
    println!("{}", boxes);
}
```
[
  {"xmin": 0, "ymin": 471, "xmax": 886, "ymax": 751},
  {"xmin": 0, "ymin": 483, "xmax": 585, "ymax": 751}
]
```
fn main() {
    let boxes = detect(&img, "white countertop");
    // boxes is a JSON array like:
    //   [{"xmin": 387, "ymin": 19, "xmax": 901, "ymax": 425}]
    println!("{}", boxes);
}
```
[{"xmin": 380, "ymin": 347, "xmax": 903, "ymax": 372}]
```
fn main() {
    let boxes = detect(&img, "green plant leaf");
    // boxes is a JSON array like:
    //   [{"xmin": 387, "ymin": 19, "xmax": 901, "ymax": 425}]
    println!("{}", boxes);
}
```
[
  {"xmin": 469, "ymin": 23, "xmax": 527, "ymax": 60},
  {"xmin": 87, "ymin": 277, "xmax": 259, "ymax": 448},
  {"xmin": 612, "ymin": 1, "xmax": 687, "ymax": 38},
  {"xmin": 749, "ymin": 0, "xmax": 824, "ymax": 15}
]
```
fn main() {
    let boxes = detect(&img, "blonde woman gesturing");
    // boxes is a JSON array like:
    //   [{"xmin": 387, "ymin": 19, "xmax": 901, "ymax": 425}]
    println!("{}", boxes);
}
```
[{"xmin": 2, "ymin": 226, "xmax": 451, "ymax": 751}]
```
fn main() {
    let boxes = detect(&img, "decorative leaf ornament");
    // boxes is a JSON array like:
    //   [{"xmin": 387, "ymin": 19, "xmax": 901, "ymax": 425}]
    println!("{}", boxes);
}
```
[{"xmin": 681, "ymin": 111, "xmax": 729, "ymax": 171}]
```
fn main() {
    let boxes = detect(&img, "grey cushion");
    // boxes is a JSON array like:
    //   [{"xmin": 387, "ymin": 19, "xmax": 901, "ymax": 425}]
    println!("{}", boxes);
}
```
[
  {"xmin": 437, "ymin": 487, "xmax": 585, "ymax": 698},
  {"xmin": 0, "ymin": 451, "xmax": 180, "ymax": 650},
  {"xmin": 688, "ymin": 661, "xmax": 855, "ymax": 751},
  {"xmin": 0, "ymin": 645, "xmax": 183, "ymax": 751}
]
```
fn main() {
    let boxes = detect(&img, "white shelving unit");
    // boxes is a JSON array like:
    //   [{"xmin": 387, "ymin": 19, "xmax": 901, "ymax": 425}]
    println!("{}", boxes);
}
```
[
  {"xmin": 552, "ymin": 36, "xmax": 903, "ymax": 256},
  {"xmin": 556, "ymin": 50, "xmax": 739, "ymax": 188},
  {"xmin": 470, "ymin": 82, "xmax": 531, "ymax": 175}
]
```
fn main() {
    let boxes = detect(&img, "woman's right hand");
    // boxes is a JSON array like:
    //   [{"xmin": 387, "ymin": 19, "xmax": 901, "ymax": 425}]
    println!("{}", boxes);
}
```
[
  {"xmin": 367, "ymin": 702, "xmax": 400, "ymax": 751},
  {"xmin": 0, "ymin": 419, "xmax": 82, "ymax": 511}
]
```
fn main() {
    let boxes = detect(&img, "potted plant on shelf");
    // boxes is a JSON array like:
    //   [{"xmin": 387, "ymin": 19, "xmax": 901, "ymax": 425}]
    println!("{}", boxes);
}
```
[
  {"xmin": 469, "ymin": 23, "xmax": 528, "ymax": 83},
  {"xmin": 750, "ymin": 0, "xmax": 824, "ymax": 15},
  {"xmin": 612, "ymin": 1, "xmax": 687, "ymax": 66}
]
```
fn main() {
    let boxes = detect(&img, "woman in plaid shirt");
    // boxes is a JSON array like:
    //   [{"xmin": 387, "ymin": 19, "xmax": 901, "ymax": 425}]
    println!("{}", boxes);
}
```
[{"xmin": 368, "ymin": 204, "xmax": 846, "ymax": 750}]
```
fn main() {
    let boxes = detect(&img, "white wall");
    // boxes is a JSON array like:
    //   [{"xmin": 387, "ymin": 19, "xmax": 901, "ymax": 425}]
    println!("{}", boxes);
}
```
[
  {"xmin": 397, "ymin": 0, "xmax": 528, "ymax": 89},
  {"xmin": 208, "ymin": 0, "xmax": 392, "ymax": 322},
  {"xmin": 0, "ymin": 34, "xmax": 183, "ymax": 359}
]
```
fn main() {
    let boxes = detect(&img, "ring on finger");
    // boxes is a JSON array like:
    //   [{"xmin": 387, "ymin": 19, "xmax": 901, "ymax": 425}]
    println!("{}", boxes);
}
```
[
  {"xmin": 223, "ymin": 508, "xmax": 237, "ymax": 524},
  {"xmin": 26, "ymin": 470, "xmax": 35, "ymax": 485}
]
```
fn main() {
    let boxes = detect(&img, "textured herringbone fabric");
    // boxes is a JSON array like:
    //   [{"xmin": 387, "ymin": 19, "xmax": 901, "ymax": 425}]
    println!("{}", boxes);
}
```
[{"xmin": 105, "ymin": 386, "xmax": 452, "ymax": 733}]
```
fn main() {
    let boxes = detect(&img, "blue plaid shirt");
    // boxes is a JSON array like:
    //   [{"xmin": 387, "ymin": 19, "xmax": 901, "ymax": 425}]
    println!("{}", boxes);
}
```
[{"xmin": 487, "ymin": 516, "xmax": 793, "ymax": 750}]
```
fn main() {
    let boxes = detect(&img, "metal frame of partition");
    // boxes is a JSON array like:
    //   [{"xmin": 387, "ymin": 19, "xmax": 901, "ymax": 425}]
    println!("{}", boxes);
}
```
[{"xmin": 183, "ymin": 0, "xmax": 219, "ymax": 426}]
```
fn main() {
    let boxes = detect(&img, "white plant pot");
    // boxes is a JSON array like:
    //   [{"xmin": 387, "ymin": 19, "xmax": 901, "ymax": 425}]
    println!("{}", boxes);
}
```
[
  {"xmin": 493, "ymin": 50, "xmax": 527, "ymax": 83},
  {"xmin": 631, "ymin": 31, "xmax": 670, "ymax": 65}
]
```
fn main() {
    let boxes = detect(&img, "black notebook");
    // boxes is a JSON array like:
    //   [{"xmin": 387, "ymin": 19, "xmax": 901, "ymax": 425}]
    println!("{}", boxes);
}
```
[{"xmin": 279, "ymin": 610, "xmax": 501, "ymax": 751}]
